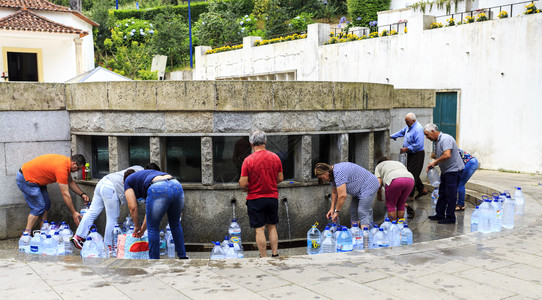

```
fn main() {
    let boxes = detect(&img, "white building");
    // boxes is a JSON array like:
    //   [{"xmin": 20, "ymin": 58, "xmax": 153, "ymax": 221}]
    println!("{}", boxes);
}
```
[
  {"xmin": 0, "ymin": 0, "xmax": 97, "ymax": 82},
  {"xmin": 194, "ymin": 1, "xmax": 542, "ymax": 173}
]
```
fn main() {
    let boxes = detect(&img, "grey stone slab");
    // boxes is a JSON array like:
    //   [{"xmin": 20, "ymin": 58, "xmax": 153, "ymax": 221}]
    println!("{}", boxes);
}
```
[
  {"xmin": 28, "ymin": 261, "xmax": 104, "ymax": 286},
  {"xmin": 312, "ymin": 260, "xmax": 391, "ymax": 284},
  {"xmin": 456, "ymin": 267, "xmax": 542, "ymax": 298},
  {"xmin": 305, "ymin": 277, "xmax": 394, "ymax": 299},
  {"xmin": 70, "ymin": 111, "xmax": 106, "ymax": 132},
  {"xmin": 212, "ymin": 266, "xmax": 290, "ymax": 292},
  {"xmin": 365, "ymin": 276, "xmax": 458, "ymax": 299},
  {"xmin": 213, "ymin": 112, "xmax": 252, "ymax": 133},
  {"xmin": 0, "ymin": 285, "xmax": 61, "ymax": 299},
  {"xmin": 108, "ymin": 273, "xmax": 188, "ymax": 300},
  {"xmin": 416, "ymin": 272, "xmax": 515, "ymax": 300},
  {"xmin": 428, "ymin": 247, "xmax": 517, "ymax": 271},
  {"xmin": 52, "ymin": 276, "xmax": 129, "ymax": 299},
  {"xmin": 263, "ymin": 264, "xmax": 338, "ymax": 286},
  {"xmin": 493, "ymin": 263, "xmax": 542, "ymax": 284},
  {"xmin": 5, "ymin": 141, "xmax": 71, "ymax": 175},
  {"xmin": 0, "ymin": 142, "xmax": 5, "ymax": 176},
  {"xmin": 0, "ymin": 260, "xmax": 48, "ymax": 290},
  {"xmin": 0, "ymin": 111, "xmax": 70, "ymax": 143},
  {"xmin": 256, "ymin": 283, "xmax": 325, "ymax": 299}
]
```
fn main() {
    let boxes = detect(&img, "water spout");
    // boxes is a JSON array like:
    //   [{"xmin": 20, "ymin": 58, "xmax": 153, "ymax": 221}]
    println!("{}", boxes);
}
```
[
  {"xmin": 325, "ymin": 193, "xmax": 339, "ymax": 225},
  {"xmin": 282, "ymin": 197, "xmax": 292, "ymax": 243},
  {"xmin": 231, "ymin": 197, "xmax": 237, "ymax": 220}
]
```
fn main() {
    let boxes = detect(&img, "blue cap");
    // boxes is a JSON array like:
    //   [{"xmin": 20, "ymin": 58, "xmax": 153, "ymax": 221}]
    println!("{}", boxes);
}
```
[{"xmin": 379, "ymin": 228, "xmax": 384, "ymax": 231}]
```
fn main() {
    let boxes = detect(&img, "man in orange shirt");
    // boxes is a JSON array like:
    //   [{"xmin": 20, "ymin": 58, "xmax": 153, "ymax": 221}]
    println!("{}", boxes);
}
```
[{"xmin": 16, "ymin": 154, "xmax": 90, "ymax": 233}]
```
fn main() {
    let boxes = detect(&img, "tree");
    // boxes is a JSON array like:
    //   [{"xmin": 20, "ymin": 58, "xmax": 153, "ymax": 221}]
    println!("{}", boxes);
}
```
[
  {"xmin": 347, "ymin": 0, "xmax": 390, "ymax": 27},
  {"xmin": 193, "ymin": 0, "xmax": 244, "ymax": 48},
  {"xmin": 150, "ymin": 11, "xmax": 190, "ymax": 70}
]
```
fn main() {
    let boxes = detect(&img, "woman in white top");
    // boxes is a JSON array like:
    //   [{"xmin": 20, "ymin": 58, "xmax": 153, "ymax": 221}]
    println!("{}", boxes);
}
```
[{"xmin": 375, "ymin": 157, "xmax": 415, "ymax": 221}]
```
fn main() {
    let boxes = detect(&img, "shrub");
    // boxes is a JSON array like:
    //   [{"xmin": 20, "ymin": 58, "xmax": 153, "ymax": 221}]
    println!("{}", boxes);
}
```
[
  {"xmin": 476, "ymin": 12, "xmax": 488, "ymax": 22},
  {"xmin": 464, "ymin": 15, "xmax": 475, "ymax": 24},
  {"xmin": 346, "ymin": 0, "xmax": 390, "ymax": 27},
  {"xmin": 524, "ymin": 3, "xmax": 540, "ymax": 15},
  {"xmin": 289, "ymin": 12, "xmax": 314, "ymax": 32},
  {"xmin": 497, "ymin": 11, "xmax": 508, "ymax": 19},
  {"xmin": 429, "ymin": 22, "xmax": 443, "ymax": 29},
  {"xmin": 446, "ymin": 17, "xmax": 455, "ymax": 26}
]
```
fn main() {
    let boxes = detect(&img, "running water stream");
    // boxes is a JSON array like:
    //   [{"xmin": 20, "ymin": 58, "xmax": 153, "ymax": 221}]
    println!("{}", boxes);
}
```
[{"xmin": 282, "ymin": 198, "xmax": 292, "ymax": 242}]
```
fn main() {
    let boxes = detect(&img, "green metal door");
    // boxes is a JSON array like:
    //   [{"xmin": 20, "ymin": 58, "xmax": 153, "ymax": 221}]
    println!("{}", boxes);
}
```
[{"xmin": 433, "ymin": 92, "xmax": 457, "ymax": 139}]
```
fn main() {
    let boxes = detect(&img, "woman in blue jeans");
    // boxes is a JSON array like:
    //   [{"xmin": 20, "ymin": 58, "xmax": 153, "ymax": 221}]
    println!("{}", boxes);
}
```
[
  {"xmin": 456, "ymin": 149, "xmax": 479, "ymax": 211},
  {"xmin": 124, "ymin": 169, "xmax": 187, "ymax": 259}
]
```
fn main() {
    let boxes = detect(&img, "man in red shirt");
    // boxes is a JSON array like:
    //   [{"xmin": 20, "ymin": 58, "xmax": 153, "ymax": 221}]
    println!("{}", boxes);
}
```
[
  {"xmin": 239, "ymin": 130, "xmax": 283, "ymax": 258},
  {"xmin": 16, "ymin": 154, "xmax": 90, "ymax": 233}
]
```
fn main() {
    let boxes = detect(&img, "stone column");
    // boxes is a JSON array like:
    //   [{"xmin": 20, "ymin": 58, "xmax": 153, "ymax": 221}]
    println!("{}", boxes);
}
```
[
  {"xmin": 339, "ymin": 133, "xmax": 349, "ymax": 163},
  {"xmin": 294, "ymin": 135, "xmax": 312, "ymax": 182},
  {"xmin": 73, "ymin": 38, "xmax": 83, "ymax": 75},
  {"xmin": 194, "ymin": 46, "xmax": 212, "ymax": 80},
  {"xmin": 201, "ymin": 136, "xmax": 213, "ymax": 186},
  {"xmin": 367, "ymin": 131, "xmax": 375, "ymax": 171},
  {"xmin": 149, "ymin": 137, "xmax": 161, "ymax": 167},
  {"xmin": 408, "ymin": 14, "xmax": 436, "ymax": 33},
  {"xmin": 109, "ymin": 136, "xmax": 129, "ymax": 172}
]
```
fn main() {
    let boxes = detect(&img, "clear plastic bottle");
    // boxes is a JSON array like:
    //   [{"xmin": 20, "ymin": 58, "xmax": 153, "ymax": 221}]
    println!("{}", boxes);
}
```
[
  {"xmin": 514, "ymin": 187, "xmax": 524, "ymax": 215},
  {"xmin": 430, "ymin": 188, "xmax": 439, "ymax": 216},
  {"xmin": 492, "ymin": 197, "xmax": 503, "ymax": 232},
  {"xmin": 81, "ymin": 236, "xmax": 98, "ymax": 257},
  {"xmin": 88, "ymin": 226, "xmax": 104, "ymax": 243},
  {"xmin": 380, "ymin": 218, "xmax": 392, "ymax": 234},
  {"xmin": 111, "ymin": 224, "xmax": 123, "ymax": 257},
  {"xmin": 221, "ymin": 235, "xmax": 230, "ymax": 252},
  {"xmin": 210, "ymin": 242, "xmax": 226, "ymax": 259},
  {"xmin": 60, "ymin": 222, "xmax": 73, "ymax": 236},
  {"xmin": 60, "ymin": 224, "xmax": 73, "ymax": 254},
  {"xmin": 228, "ymin": 218, "xmax": 242, "ymax": 244},
  {"xmin": 478, "ymin": 197, "xmax": 492, "ymax": 234},
  {"xmin": 80, "ymin": 205, "xmax": 89, "ymax": 217},
  {"xmin": 225, "ymin": 244, "xmax": 237, "ymax": 259},
  {"xmin": 18, "ymin": 231, "xmax": 31, "ymax": 253},
  {"xmin": 362, "ymin": 227, "xmax": 371, "ymax": 250},
  {"xmin": 320, "ymin": 226, "xmax": 336, "ymax": 254},
  {"xmin": 52, "ymin": 231, "xmax": 64, "ymax": 255},
  {"xmin": 307, "ymin": 223, "xmax": 322, "ymax": 255},
  {"xmin": 399, "ymin": 152, "xmax": 407, "ymax": 166},
  {"xmin": 502, "ymin": 193, "xmax": 515, "ymax": 229},
  {"xmin": 42, "ymin": 234, "xmax": 57, "ymax": 255},
  {"xmin": 167, "ymin": 235, "xmax": 175, "ymax": 258},
  {"xmin": 400, "ymin": 224, "xmax": 413, "ymax": 245},
  {"xmin": 336, "ymin": 227, "xmax": 354, "ymax": 252},
  {"xmin": 370, "ymin": 224, "xmax": 379, "ymax": 249},
  {"xmin": 30, "ymin": 230, "xmax": 41, "ymax": 254},
  {"xmin": 123, "ymin": 216, "xmax": 134, "ymax": 233},
  {"xmin": 49, "ymin": 222, "xmax": 59, "ymax": 235},
  {"xmin": 40, "ymin": 221, "xmax": 49, "ymax": 235},
  {"xmin": 470, "ymin": 206, "xmax": 479, "ymax": 232},
  {"xmin": 488, "ymin": 199, "xmax": 497, "ymax": 232},
  {"xmin": 159, "ymin": 230, "xmax": 167, "ymax": 256},
  {"xmin": 389, "ymin": 220, "xmax": 401, "ymax": 247},
  {"xmin": 231, "ymin": 237, "xmax": 244, "ymax": 258},
  {"xmin": 126, "ymin": 225, "xmax": 134, "ymax": 236},
  {"xmin": 349, "ymin": 223, "xmax": 362, "ymax": 250},
  {"xmin": 374, "ymin": 228, "xmax": 389, "ymax": 248},
  {"xmin": 427, "ymin": 167, "xmax": 441, "ymax": 187}
]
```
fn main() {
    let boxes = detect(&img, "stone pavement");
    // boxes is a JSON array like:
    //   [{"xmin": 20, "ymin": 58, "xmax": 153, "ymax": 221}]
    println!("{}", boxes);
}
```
[{"xmin": 1, "ymin": 170, "xmax": 541, "ymax": 299}]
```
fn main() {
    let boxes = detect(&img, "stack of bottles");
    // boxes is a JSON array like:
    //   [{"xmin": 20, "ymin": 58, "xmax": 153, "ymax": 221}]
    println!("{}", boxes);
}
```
[
  {"xmin": 210, "ymin": 218, "xmax": 244, "ymax": 259},
  {"xmin": 472, "ymin": 188, "xmax": 521, "ymax": 233},
  {"xmin": 306, "ymin": 218, "xmax": 414, "ymax": 255},
  {"xmin": 81, "ymin": 225, "xmax": 109, "ymax": 258},
  {"xmin": 18, "ymin": 222, "xmax": 74, "ymax": 256}
]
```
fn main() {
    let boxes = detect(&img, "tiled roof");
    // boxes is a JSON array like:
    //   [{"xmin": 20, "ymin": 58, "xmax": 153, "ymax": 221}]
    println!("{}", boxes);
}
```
[
  {"xmin": 0, "ymin": 9, "xmax": 88, "ymax": 36},
  {"xmin": 0, "ymin": 0, "xmax": 70, "ymax": 12}
]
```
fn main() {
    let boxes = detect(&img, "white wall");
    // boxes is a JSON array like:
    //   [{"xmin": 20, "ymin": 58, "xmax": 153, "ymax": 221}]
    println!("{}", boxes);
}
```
[{"xmin": 195, "ymin": 13, "xmax": 542, "ymax": 173}]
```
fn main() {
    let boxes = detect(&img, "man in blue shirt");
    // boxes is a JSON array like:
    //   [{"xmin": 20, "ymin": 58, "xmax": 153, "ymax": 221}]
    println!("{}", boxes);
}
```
[{"xmin": 390, "ymin": 113, "xmax": 428, "ymax": 200}]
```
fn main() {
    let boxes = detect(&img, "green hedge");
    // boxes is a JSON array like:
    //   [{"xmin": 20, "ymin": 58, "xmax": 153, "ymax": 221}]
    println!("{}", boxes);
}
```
[{"xmin": 111, "ymin": 0, "xmax": 254, "ymax": 22}]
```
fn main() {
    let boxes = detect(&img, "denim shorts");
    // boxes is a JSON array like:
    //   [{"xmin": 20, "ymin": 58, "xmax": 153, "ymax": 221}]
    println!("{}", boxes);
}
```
[{"xmin": 16, "ymin": 171, "xmax": 50, "ymax": 216}]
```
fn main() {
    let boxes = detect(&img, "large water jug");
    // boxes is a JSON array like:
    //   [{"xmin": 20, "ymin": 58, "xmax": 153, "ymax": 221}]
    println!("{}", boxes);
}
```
[
  {"xmin": 399, "ymin": 152, "xmax": 407, "ymax": 166},
  {"xmin": 502, "ymin": 193, "xmax": 515, "ymax": 229},
  {"xmin": 470, "ymin": 206, "xmax": 479, "ymax": 232},
  {"xmin": 167, "ymin": 233, "xmax": 175, "ymax": 258},
  {"xmin": 389, "ymin": 221, "xmax": 401, "ymax": 247},
  {"xmin": 400, "ymin": 224, "xmax": 413, "ymax": 245},
  {"xmin": 221, "ymin": 235, "xmax": 230, "ymax": 252},
  {"xmin": 210, "ymin": 242, "xmax": 226, "ymax": 259},
  {"xmin": 18, "ymin": 231, "xmax": 31, "ymax": 253},
  {"xmin": 60, "ymin": 225, "xmax": 73, "ymax": 254},
  {"xmin": 349, "ymin": 223, "xmax": 362, "ymax": 250},
  {"xmin": 427, "ymin": 167, "xmax": 441, "ymax": 187},
  {"xmin": 42, "ymin": 234, "xmax": 57, "ymax": 255},
  {"xmin": 380, "ymin": 218, "xmax": 392, "ymax": 234},
  {"xmin": 374, "ymin": 228, "xmax": 389, "ymax": 248},
  {"xmin": 336, "ymin": 227, "xmax": 353, "ymax": 252},
  {"xmin": 370, "ymin": 224, "xmax": 379, "ymax": 248},
  {"xmin": 81, "ymin": 236, "xmax": 98, "ymax": 258},
  {"xmin": 112, "ymin": 224, "xmax": 123, "ymax": 257},
  {"xmin": 307, "ymin": 222, "xmax": 322, "ymax": 255},
  {"xmin": 225, "ymin": 244, "xmax": 237, "ymax": 259},
  {"xmin": 231, "ymin": 237, "xmax": 244, "ymax": 258},
  {"xmin": 60, "ymin": 222, "xmax": 73, "ymax": 236},
  {"xmin": 478, "ymin": 197, "xmax": 492, "ymax": 233},
  {"xmin": 492, "ymin": 197, "xmax": 503, "ymax": 232},
  {"xmin": 320, "ymin": 226, "xmax": 336, "ymax": 254},
  {"xmin": 228, "ymin": 218, "xmax": 242, "ymax": 244},
  {"xmin": 514, "ymin": 187, "xmax": 524, "ymax": 215},
  {"xmin": 88, "ymin": 225, "xmax": 104, "ymax": 243},
  {"xmin": 30, "ymin": 230, "xmax": 41, "ymax": 254},
  {"xmin": 430, "ymin": 188, "xmax": 439, "ymax": 216},
  {"xmin": 52, "ymin": 231, "xmax": 64, "ymax": 255}
]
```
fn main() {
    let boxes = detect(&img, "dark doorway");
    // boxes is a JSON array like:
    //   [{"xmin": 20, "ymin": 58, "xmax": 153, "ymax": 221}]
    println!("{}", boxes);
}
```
[{"xmin": 7, "ymin": 52, "xmax": 39, "ymax": 81}]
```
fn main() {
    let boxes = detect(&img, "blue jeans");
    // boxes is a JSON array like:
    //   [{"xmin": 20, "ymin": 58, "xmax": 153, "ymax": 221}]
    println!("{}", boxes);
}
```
[
  {"xmin": 436, "ymin": 170, "xmax": 463, "ymax": 220},
  {"xmin": 16, "ymin": 171, "xmax": 50, "ymax": 216},
  {"xmin": 457, "ymin": 158, "xmax": 479, "ymax": 207},
  {"xmin": 146, "ymin": 179, "xmax": 186, "ymax": 259}
]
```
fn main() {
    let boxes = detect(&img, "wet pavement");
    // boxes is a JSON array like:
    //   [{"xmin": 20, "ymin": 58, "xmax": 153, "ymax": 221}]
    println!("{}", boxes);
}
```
[{"xmin": 1, "ymin": 169, "xmax": 541, "ymax": 299}]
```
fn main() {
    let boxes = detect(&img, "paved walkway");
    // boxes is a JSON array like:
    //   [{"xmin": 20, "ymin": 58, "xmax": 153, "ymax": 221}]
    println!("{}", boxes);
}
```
[{"xmin": 1, "ymin": 170, "xmax": 541, "ymax": 299}]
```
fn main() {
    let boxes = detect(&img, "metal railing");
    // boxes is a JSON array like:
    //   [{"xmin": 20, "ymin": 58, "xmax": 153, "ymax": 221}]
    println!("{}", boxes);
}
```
[
  {"xmin": 434, "ymin": 0, "xmax": 538, "ymax": 24},
  {"xmin": 331, "ymin": 21, "xmax": 408, "ymax": 37}
]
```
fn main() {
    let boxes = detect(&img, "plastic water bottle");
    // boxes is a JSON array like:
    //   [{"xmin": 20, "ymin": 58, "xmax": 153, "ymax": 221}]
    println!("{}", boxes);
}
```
[
  {"xmin": 430, "ymin": 188, "xmax": 439, "ymax": 216},
  {"xmin": 60, "ymin": 224, "xmax": 73, "ymax": 254},
  {"xmin": 380, "ymin": 218, "xmax": 392, "ymax": 234},
  {"xmin": 349, "ymin": 223, "xmax": 362, "ymax": 250},
  {"xmin": 231, "ymin": 237, "xmax": 244, "ymax": 258},
  {"xmin": 374, "ymin": 228, "xmax": 389, "ymax": 248},
  {"xmin": 488, "ymin": 199, "xmax": 497, "ymax": 232},
  {"xmin": 123, "ymin": 216, "xmax": 134, "ymax": 233},
  {"xmin": 492, "ymin": 197, "xmax": 503, "ymax": 232},
  {"xmin": 81, "ymin": 236, "xmax": 99, "ymax": 257},
  {"xmin": 478, "ymin": 197, "xmax": 492, "ymax": 233},
  {"xmin": 42, "ymin": 234, "xmax": 57, "ymax": 255},
  {"xmin": 80, "ymin": 205, "xmax": 89, "ymax": 217},
  {"xmin": 221, "ymin": 236, "xmax": 230, "ymax": 252},
  {"xmin": 336, "ymin": 227, "xmax": 354, "ymax": 252},
  {"xmin": 60, "ymin": 222, "xmax": 73, "ymax": 236},
  {"xmin": 126, "ymin": 225, "xmax": 134, "ymax": 236},
  {"xmin": 514, "ymin": 187, "xmax": 524, "ymax": 215},
  {"xmin": 111, "ymin": 224, "xmax": 123, "ymax": 257},
  {"xmin": 30, "ymin": 231, "xmax": 41, "ymax": 254},
  {"xmin": 320, "ymin": 226, "xmax": 336, "ymax": 254},
  {"xmin": 502, "ymin": 194, "xmax": 515, "ymax": 229},
  {"xmin": 370, "ymin": 224, "xmax": 379, "ymax": 248},
  {"xmin": 88, "ymin": 226, "xmax": 104, "ymax": 243},
  {"xmin": 210, "ymin": 242, "xmax": 226, "ymax": 259},
  {"xmin": 362, "ymin": 227, "xmax": 371, "ymax": 250},
  {"xmin": 49, "ymin": 222, "xmax": 59, "ymax": 235},
  {"xmin": 400, "ymin": 224, "xmax": 413, "ymax": 245},
  {"xmin": 52, "ymin": 231, "xmax": 64, "ymax": 255},
  {"xmin": 159, "ymin": 230, "xmax": 166, "ymax": 256},
  {"xmin": 225, "ymin": 244, "xmax": 237, "ymax": 259},
  {"xmin": 18, "ymin": 231, "xmax": 31, "ymax": 253},
  {"xmin": 470, "ymin": 206, "xmax": 479, "ymax": 232},
  {"xmin": 329, "ymin": 222, "xmax": 337, "ymax": 236},
  {"xmin": 427, "ymin": 167, "xmax": 441, "ymax": 187},
  {"xmin": 389, "ymin": 221, "xmax": 401, "ymax": 247},
  {"xmin": 167, "ymin": 235, "xmax": 175, "ymax": 258},
  {"xmin": 399, "ymin": 152, "xmax": 407, "ymax": 166},
  {"xmin": 228, "ymin": 218, "xmax": 242, "ymax": 244},
  {"xmin": 307, "ymin": 222, "xmax": 322, "ymax": 255},
  {"xmin": 41, "ymin": 221, "xmax": 50, "ymax": 235}
]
